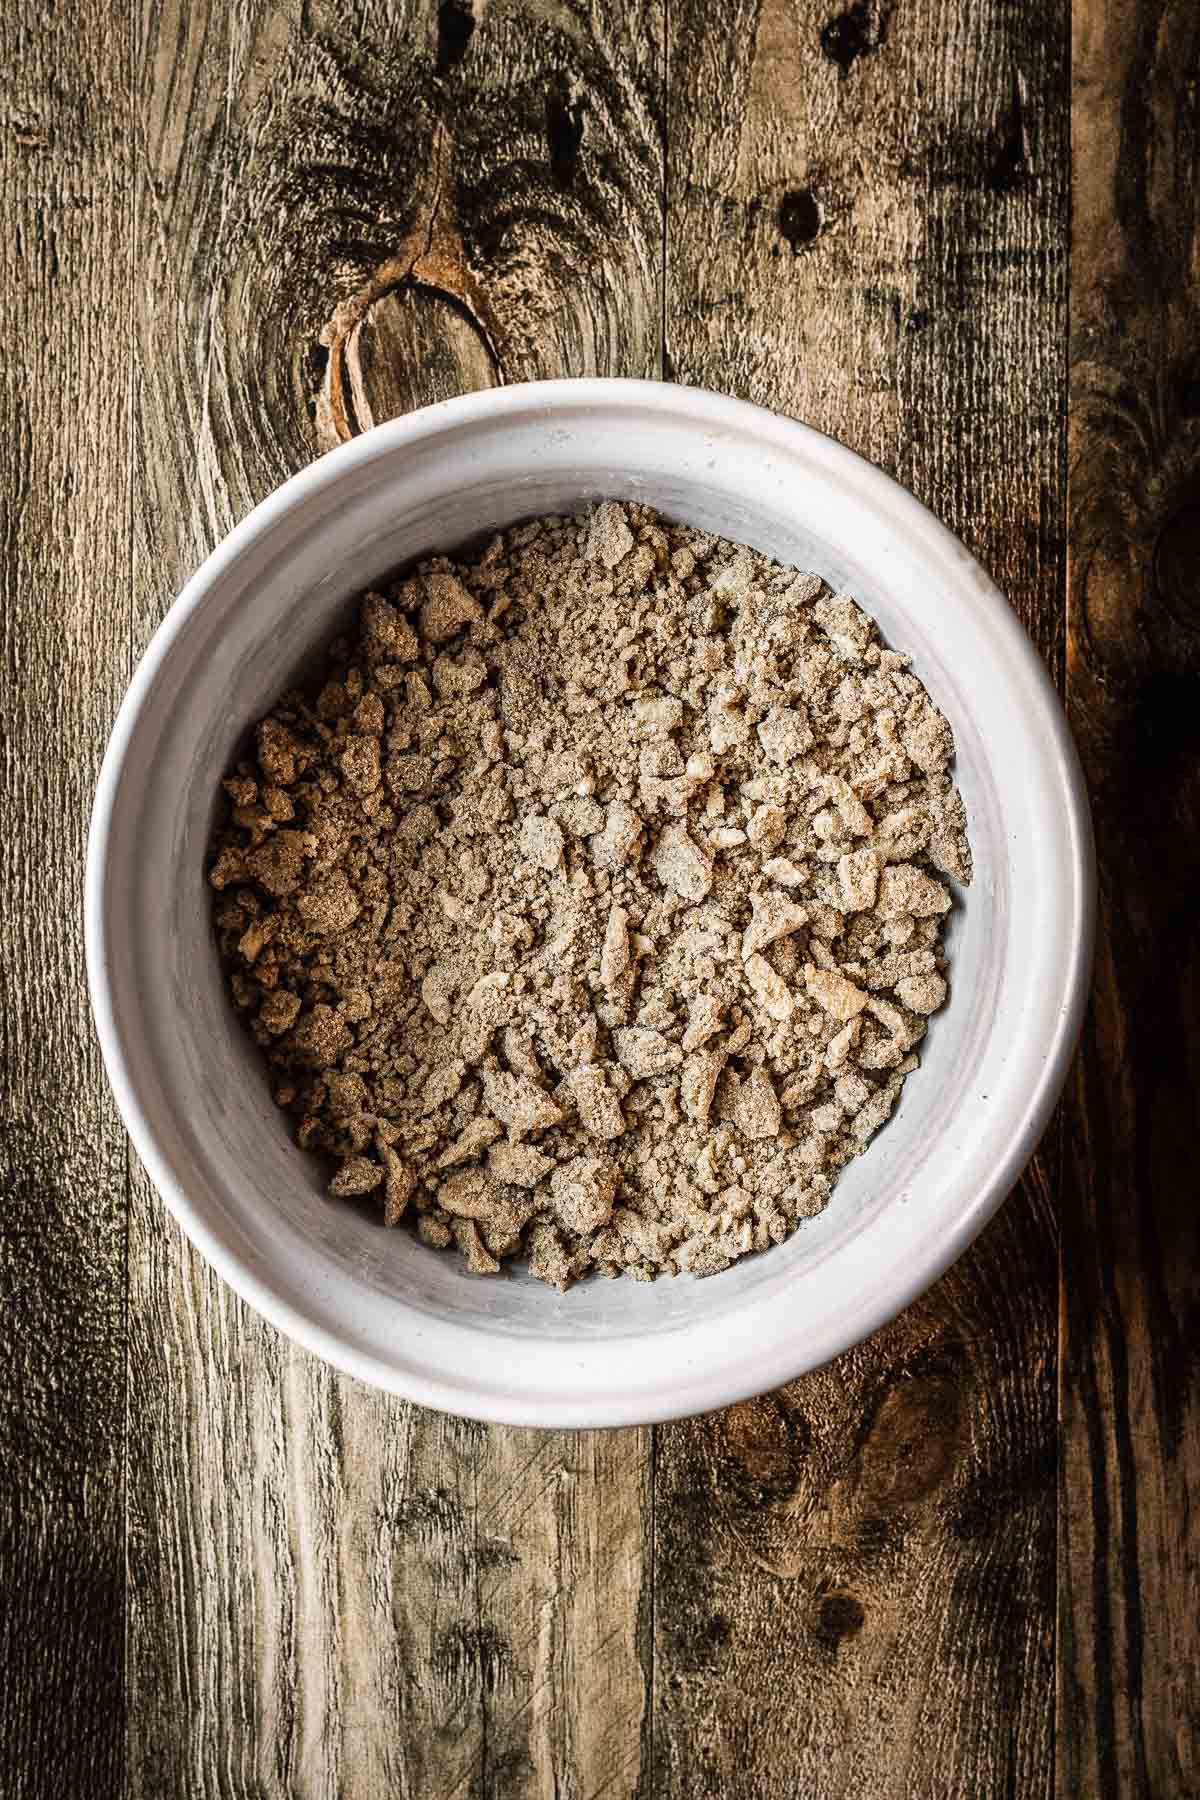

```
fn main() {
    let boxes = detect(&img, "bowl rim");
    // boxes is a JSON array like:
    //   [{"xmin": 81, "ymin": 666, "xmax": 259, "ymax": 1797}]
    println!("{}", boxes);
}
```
[{"xmin": 85, "ymin": 376, "xmax": 1095, "ymax": 1426}]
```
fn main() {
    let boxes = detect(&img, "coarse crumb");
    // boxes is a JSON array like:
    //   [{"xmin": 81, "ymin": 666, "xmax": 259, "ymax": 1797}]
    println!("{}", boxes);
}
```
[{"xmin": 209, "ymin": 503, "xmax": 970, "ymax": 1289}]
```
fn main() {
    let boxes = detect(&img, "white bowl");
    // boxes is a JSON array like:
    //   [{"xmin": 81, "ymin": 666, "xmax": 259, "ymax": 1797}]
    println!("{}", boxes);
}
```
[{"xmin": 86, "ymin": 379, "xmax": 1093, "ymax": 1428}]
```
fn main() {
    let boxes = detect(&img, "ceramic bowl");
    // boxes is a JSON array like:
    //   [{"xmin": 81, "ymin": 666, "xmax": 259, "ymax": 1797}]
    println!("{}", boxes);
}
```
[{"xmin": 86, "ymin": 379, "xmax": 1094, "ymax": 1427}]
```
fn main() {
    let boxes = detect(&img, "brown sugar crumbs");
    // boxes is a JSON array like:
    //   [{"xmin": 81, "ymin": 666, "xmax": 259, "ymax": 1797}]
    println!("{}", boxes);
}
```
[{"xmin": 209, "ymin": 503, "xmax": 971, "ymax": 1288}]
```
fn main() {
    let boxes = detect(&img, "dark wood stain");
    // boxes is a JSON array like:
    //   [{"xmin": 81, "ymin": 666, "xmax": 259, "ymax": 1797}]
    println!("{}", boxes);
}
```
[
  {"xmin": 437, "ymin": 0, "xmax": 477, "ymax": 74},
  {"xmin": 545, "ymin": 76, "xmax": 586, "ymax": 189},
  {"xmin": 1061, "ymin": 5, "xmax": 1200, "ymax": 1796},
  {"xmin": 819, "ymin": 0, "xmax": 893, "ymax": 76},
  {"xmin": 1, "ymin": 0, "xmax": 1197, "ymax": 1796}
]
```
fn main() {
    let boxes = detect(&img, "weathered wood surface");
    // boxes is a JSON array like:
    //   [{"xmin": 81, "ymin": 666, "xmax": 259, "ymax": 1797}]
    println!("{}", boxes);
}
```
[
  {"xmin": 125, "ymin": 2, "xmax": 659, "ymax": 1797},
  {"xmin": 0, "ymin": 5, "xmax": 131, "ymax": 1795},
  {"xmin": 1061, "ymin": 2, "xmax": 1200, "ymax": 1795},
  {"xmin": 653, "ymin": 2, "xmax": 1066, "ymax": 1792},
  {"xmin": 1, "ymin": 0, "xmax": 1197, "ymax": 1795}
]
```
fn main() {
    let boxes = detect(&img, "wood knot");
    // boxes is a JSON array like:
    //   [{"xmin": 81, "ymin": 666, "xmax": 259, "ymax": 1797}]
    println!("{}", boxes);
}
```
[
  {"xmin": 779, "ymin": 188, "xmax": 823, "ymax": 254},
  {"xmin": 815, "ymin": 1590, "xmax": 865, "ymax": 1644},
  {"xmin": 714, "ymin": 1393, "xmax": 808, "ymax": 1507},
  {"xmin": 819, "ymin": 0, "xmax": 891, "ymax": 77},
  {"xmin": 849, "ymin": 1365, "xmax": 967, "ymax": 1512},
  {"xmin": 315, "ymin": 126, "xmax": 503, "ymax": 447}
]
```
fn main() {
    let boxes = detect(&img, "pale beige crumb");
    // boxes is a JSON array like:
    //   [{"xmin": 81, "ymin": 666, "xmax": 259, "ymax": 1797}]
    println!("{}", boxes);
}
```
[{"xmin": 210, "ymin": 502, "xmax": 969, "ymax": 1290}]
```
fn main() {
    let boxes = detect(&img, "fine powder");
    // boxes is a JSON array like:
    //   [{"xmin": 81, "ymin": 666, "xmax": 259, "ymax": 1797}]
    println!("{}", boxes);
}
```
[{"xmin": 208, "ymin": 503, "xmax": 971, "ymax": 1289}]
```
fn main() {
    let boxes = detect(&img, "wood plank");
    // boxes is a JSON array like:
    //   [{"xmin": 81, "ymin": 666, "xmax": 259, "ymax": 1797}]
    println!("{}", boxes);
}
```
[
  {"xmin": 655, "ymin": 0, "xmax": 1069, "ymax": 1792},
  {"xmin": 0, "ymin": 7, "xmax": 132, "ymax": 1797},
  {"xmin": 1060, "ymin": 2, "xmax": 1200, "ymax": 1793},
  {"xmin": 126, "ymin": 2, "xmax": 660, "ymax": 1794}
]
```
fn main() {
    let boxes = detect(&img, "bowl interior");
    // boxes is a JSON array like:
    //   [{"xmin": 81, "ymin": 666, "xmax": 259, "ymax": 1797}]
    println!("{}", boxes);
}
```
[{"xmin": 92, "ymin": 386, "xmax": 1085, "ymax": 1421}]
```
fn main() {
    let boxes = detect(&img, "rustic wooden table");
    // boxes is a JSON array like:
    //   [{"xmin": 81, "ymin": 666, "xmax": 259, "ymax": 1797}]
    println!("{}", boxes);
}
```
[{"xmin": 3, "ymin": 1, "xmax": 1197, "ymax": 1794}]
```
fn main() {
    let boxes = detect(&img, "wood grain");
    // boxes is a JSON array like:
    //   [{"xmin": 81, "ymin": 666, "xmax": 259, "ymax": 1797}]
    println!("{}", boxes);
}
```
[
  {"xmin": 654, "ymin": 0, "xmax": 1068, "ymax": 1792},
  {"xmin": 8, "ymin": 0, "xmax": 1197, "ymax": 1792},
  {"xmin": 126, "ymin": 2, "xmax": 659, "ymax": 1795},
  {"xmin": 1060, "ymin": 2, "xmax": 1200, "ymax": 1794},
  {"xmin": 653, "ymin": 1180, "xmax": 1059, "ymax": 1796},
  {"xmin": 0, "ymin": 6, "xmax": 131, "ymax": 1795}
]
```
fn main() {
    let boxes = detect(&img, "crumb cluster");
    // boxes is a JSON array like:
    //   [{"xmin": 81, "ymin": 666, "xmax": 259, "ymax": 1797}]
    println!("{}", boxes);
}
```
[{"xmin": 209, "ymin": 502, "xmax": 970, "ymax": 1287}]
